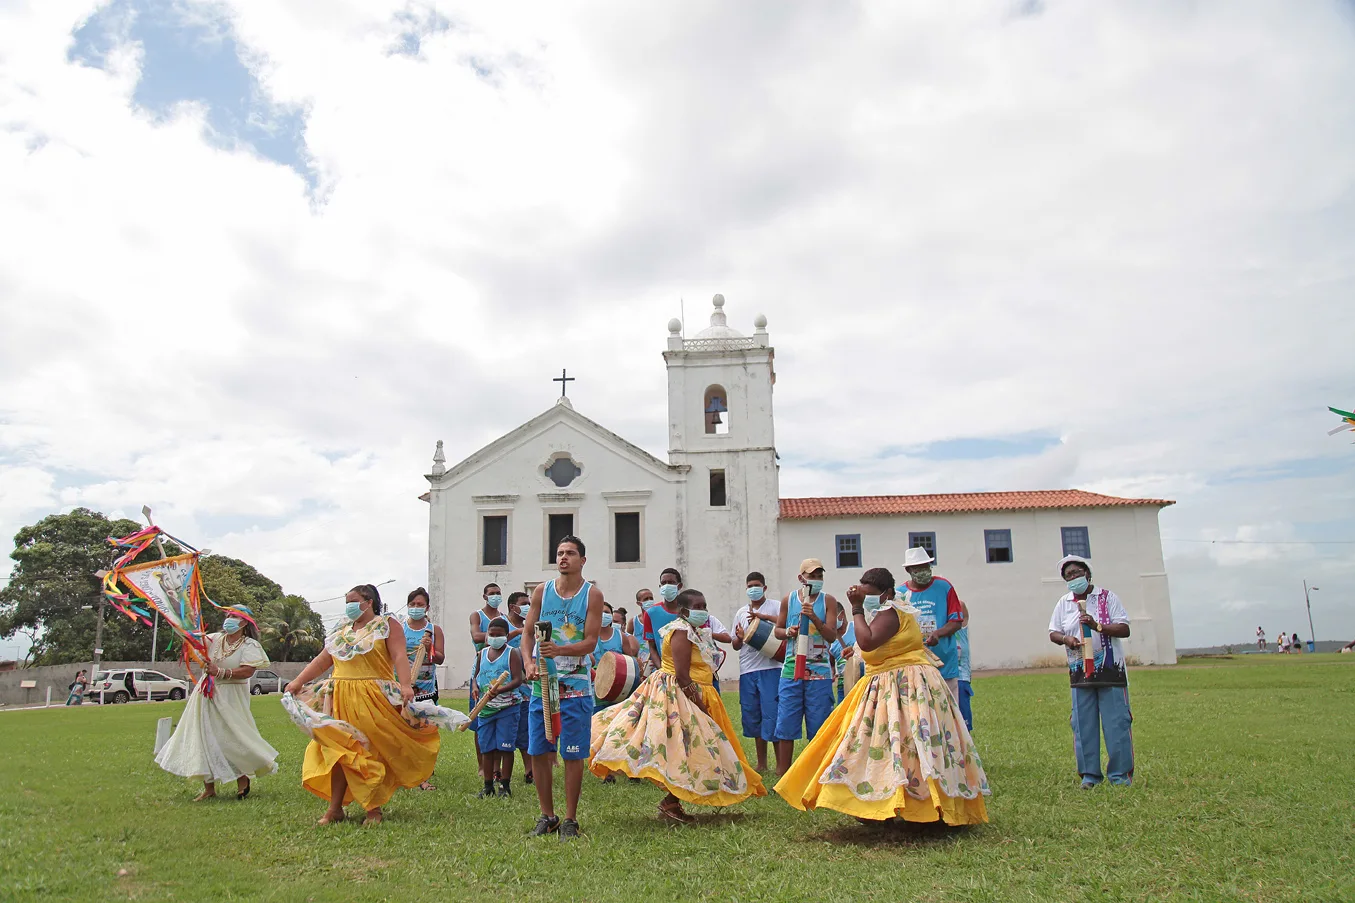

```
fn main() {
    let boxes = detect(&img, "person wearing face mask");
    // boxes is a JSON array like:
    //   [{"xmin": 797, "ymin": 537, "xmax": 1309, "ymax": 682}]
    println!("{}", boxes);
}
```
[
  {"xmin": 590, "ymin": 589, "xmax": 767, "ymax": 822},
  {"xmin": 402, "ymin": 588, "xmax": 444, "ymax": 791},
  {"xmin": 155, "ymin": 606, "xmax": 278, "ymax": 802},
  {"xmin": 503, "ymin": 591, "xmax": 534, "ymax": 786},
  {"xmin": 590, "ymin": 602, "xmax": 629, "ymax": 714},
  {"xmin": 470, "ymin": 618, "xmax": 525, "ymax": 798},
  {"xmin": 772, "ymin": 559, "xmax": 840, "ymax": 776},
  {"xmin": 1048, "ymin": 555, "xmax": 1134, "ymax": 789},
  {"xmin": 630, "ymin": 589, "xmax": 653, "ymax": 636},
  {"xmin": 775, "ymin": 568, "xmax": 989, "ymax": 825},
  {"xmin": 470, "ymin": 583, "xmax": 506, "ymax": 653},
  {"xmin": 640, "ymin": 568, "xmax": 685, "ymax": 672},
  {"xmin": 287, "ymin": 584, "xmax": 438, "ymax": 825},
  {"xmin": 898, "ymin": 547, "xmax": 965, "ymax": 701},
  {"xmin": 731, "ymin": 571, "xmax": 782, "ymax": 772}
]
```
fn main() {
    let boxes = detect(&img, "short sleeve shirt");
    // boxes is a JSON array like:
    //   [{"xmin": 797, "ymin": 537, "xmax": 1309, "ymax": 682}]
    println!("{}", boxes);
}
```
[{"xmin": 1048, "ymin": 587, "xmax": 1130, "ymax": 688}]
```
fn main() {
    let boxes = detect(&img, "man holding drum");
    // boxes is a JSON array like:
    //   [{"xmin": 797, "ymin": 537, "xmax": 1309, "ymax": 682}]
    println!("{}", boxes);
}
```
[{"xmin": 732, "ymin": 571, "xmax": 782, "ymax": 773}]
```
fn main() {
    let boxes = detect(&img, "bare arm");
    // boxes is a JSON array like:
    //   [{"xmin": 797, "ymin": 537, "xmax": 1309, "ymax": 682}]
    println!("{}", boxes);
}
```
[
  {"xmin": 621, "ymin": 632, "xmax": 640, "ymax": 657},
  {"xmin": 431, "ymin": 625, "xmax": 446, "ymax": 665},
  {"xmin": 520, "ymin": 585, "xmax": 544, "ymax": 681},
  {"xmin": 470, "ymin": 611, "xmax": 487, "ymax": 646},
  {"xmin": 285, "ymin": 649, "xmax": 334, "ymax": 693},
  {"xmin": 774, "ymin": 594, "xmax": 792, "ymax": 640},
  {"xmin": 815, "ymin": 595, "xmax": 840, "ymax": 644},
  {"xmin": 670, "ymin": 630, "xmax": 706, "ymax": 714},
  {"xmin": 386, "ymin": 618, "xmax": 414, "ymax": 703}
]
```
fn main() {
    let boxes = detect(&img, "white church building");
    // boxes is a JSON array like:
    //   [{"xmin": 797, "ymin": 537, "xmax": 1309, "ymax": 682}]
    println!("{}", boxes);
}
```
[{"xmin": 423, "ymin": 296, "xmax": 1177, "ymax": 688}]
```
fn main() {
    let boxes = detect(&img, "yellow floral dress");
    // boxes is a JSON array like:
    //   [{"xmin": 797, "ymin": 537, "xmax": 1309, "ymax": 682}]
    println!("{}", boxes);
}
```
[
  {"xmin": 774, "ymin": 601, "xmax": 990, "ymax": 824},
  {"xmin": 299, "ymin": 616, "xmax": 440, "ymax": 810},
  {"xmin": 590, "ymin": 620, "xmax": 767, "ymax": 806}
]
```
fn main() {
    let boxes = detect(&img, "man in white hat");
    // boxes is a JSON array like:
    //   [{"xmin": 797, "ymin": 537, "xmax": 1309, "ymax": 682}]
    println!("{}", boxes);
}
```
[
  {"xmin": 898, "ymin": 546, "xmax": 966, "ymax": 700},
  {"xmin": 771, "ymin": 558, "xmax": 840, "ymax": 775},
  {"xmin": 1047, "ymin": 555, "xmax": 1133, "ymax": 789}
]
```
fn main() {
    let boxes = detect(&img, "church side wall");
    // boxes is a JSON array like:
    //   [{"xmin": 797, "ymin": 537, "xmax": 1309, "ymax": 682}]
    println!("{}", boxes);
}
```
[{"xmin": 777, "ymin": 506, "xmax": 1176, "ymax": 670}]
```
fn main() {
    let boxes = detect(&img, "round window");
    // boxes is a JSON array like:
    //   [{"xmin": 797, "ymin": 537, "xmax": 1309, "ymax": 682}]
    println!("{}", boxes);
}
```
[{"xmin": 545, "ymin": 456, "xmax": 582, "ymax": 488}]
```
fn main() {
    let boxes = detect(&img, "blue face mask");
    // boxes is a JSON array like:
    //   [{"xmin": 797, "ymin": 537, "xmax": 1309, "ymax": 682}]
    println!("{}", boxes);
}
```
[
  {"xmin": 601, "ymin": 613, "xmax": 613, "ymax": 628},
  {"xmin": 221, "ymin": 618, "xmax": 241, "ymax": 634},
  {"xmin": 862, "ymin": 595, "xmax": 882, "ymax": 614},
  {"xmin": 806, "ymin": 579, "xmax": 824, "ymax": 595},
  {"xmin": 687, "ymin": 610, "xmax": 709, "ymax": 628},
  {"xmin": 518, "ymin": 605, "xmax": 530, "ymax": 618},
  {"xmin": 487, "ymin": 594, "xmax": 503, "ymax": 608},
  {"xmin": 345, "ymin": 601, "xmax": 363, "ymax": 620},
  {"xmin": 747, "ymin": 587, "xmax": 765, "ymax": 602},
  {"xmin": 1067, "ymin": 576, "xmax": 1090, "ymax": 596},
  {"xmin": 407, "ymin": 607, "xmax": 426, "ymax": 621},
  {"xmin": 488, "ymin": 635, "xmax": 507, "ymax": 650},
  {"xmin": 659, "ymin": 584, "xmax": 680, "ymax": 603}
]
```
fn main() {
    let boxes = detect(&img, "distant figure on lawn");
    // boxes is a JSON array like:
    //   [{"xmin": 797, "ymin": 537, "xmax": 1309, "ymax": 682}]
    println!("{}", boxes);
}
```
[
  {"xmin": 1048, "ymin": 556, "xmax": 1134, "ymax": 790},
  {"xmin": 1291, "ymin": 633, "xmax": 1302, "ymax": 654},
  {"xmin": 65, "ymin": 670, "xmax": 87, "ymax": 706},
  {"xmin": 155, "ymin": 606, "xmax": 278, "ymax": 801},
  {"xmin": 1278, "ymin": 631, "xmax": 1289, "ymax": 654},
  {"xmin": 775, "ymin": 567, "xmax": 989, "ymax": 825},
  {"xmin": 1256, "ymin": 627, "xmax": 1266, "ymax": 653}
]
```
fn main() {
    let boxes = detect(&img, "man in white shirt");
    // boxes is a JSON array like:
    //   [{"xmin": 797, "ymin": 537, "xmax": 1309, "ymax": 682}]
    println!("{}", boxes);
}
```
[
  {"xmin": 730, "ymin": 571, "xmax": 782, "ymax": 772},
  {"xmin": 1047, "ymin": 555, "xmax": 1134, "ymax": 789}
]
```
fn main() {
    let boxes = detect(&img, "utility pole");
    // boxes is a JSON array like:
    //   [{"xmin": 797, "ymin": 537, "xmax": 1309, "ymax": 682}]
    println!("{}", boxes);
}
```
[
  {"xmin": 1303, "ymin": 580, "xmax": 1319, "ymax": 652},
  {"xmin": 90, "ymin": 578, "xmax": 108, "ymax": 704}
]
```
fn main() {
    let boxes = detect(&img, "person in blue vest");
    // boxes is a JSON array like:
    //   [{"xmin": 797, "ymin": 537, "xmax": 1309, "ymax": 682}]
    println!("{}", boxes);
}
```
[
  {"xmin": 468, "ymin": 582, "xmax": 505, "ymax": 779},
  {"xmin": 402, "ymin": 587, "xmax": 445, "ymax": 791},
  {"xmin": 772, "ymin": 558, "xmax": 840, "ymax": 776},
  {"xmin": 829, "ymin": 617, "xmax": 858, "ymax": 705},
  {"xmin": 641, "ymin": 568, "xmax": 684, "ymax": 672},
  {"xmin": 471, "ymin": 618, "xmax": 525, "ymax": 798},
  {"xmin": 520, "ymin": 535, "xmax": 606, "ymax": 841},
  {"xmin": 898, "ymin": 547, "xmax": 964, "ymax": 699},
  {"xmin": 505, "ymin": 590, "xmax": 533, "ymax": 786},
  {"xmin": 591, "ymin": 601, "xmax": 634, "ymax": 713},
  {"xmin": 955, "ymin": 601, "xmax": 974, "ymax": 731}
]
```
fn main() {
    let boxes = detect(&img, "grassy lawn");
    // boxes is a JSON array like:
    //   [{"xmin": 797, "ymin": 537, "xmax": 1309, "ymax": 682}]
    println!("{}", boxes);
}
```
[{"xmin": 3, "ymin": 654, "xmax": 1352, "ymax": 903}]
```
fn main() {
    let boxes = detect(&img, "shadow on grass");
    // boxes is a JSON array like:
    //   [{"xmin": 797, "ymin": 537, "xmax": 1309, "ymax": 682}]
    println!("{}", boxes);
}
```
[{"xmin": 807, "ymin": 819, "xmax": 974, "ymax": 848}]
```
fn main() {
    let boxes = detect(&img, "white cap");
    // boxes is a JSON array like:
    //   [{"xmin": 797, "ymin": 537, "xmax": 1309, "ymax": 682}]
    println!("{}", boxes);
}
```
[
  {"xmin": 903, "ymin": 547, "xmax": 934, "ymax": 568},
  {"xmin": 1057, "ymin": 555, "xmax": 1091, "ymax": 578}
]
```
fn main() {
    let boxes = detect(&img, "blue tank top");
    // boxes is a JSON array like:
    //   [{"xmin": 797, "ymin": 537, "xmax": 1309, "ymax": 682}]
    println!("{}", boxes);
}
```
[
  {"xmin": 475, "ymin": 646, "xmax": 520, "ymax": 710},
  {"xmin": 473, "ymin": 609, "xmax": 492, "ymax": 653},
  {"xmin": 645, "ymin": 604, "xmax": 681, "ymax": 655},
  {"xmin": 402, "ymin": 620, "xmax": 437, "ymax": 694},
  {"xmin": 532, "ymin": 579, "xmax": 593, "ymax": 698},
  {"xmin": 830, "ymin": 621, "xmax": 857, "ymax": 678},
  {"xmin": 592, "ymin": 625, "xmax": 624, "ymax": 666},
  {"xmin": 780, "ymin": 591, "xmax": 831, "ymax": 680},
  {"xmin": 507, "ymin": 619, "xmax": 524, "ymax": 649}
]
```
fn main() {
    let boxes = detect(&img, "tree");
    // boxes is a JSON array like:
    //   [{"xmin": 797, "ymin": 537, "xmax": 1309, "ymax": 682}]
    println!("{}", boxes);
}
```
[{"xmin": 260, "ymin": 594, "xmax": 325, "ymax": 662}]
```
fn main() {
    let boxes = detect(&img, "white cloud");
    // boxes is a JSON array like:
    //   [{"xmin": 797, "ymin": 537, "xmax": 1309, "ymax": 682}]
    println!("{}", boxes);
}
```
[{"xmin": 1, "ymin": 0, "xmax": 1353, "ymax": 647}]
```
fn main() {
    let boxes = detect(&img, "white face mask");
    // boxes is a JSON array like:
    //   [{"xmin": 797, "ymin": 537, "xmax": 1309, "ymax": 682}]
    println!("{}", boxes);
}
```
[
  {"xmin": 687, "ymin": 610, "xmax": 709, "ymax": 628},
  {"xmin": 487, "ymin": 635, "xmax": 507, "ymax": 650},
  {"xmin": 487, "ymin": 594, "xmax": 503, "ymax": 608},
  {"xmin": 601, "ymin": 613, "xmax": 613, "ymax": 628},
  {"xmin": 863, "ymin": 595, "xmax": 882, "ymax": 614},
  {"xmin": 747, "ymin": 586, "xmax": 765, "ymax": 602},
  {"xmin": 659, "ymin": 584, "xmax": 680, "ymax": 603}
]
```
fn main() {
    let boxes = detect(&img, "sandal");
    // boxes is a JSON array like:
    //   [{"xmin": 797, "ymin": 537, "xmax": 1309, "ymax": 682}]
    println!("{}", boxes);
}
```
[
  {"xmin": 236, "ymin": 778, "xmax": 251, "ymax": 801},
  {"xmin": 417, "ymin": 781, "xmax": 436, "ymax": 791},
  {"xmin": 657, "ymin": 800, "xmax": 693, "ymax": 824}
]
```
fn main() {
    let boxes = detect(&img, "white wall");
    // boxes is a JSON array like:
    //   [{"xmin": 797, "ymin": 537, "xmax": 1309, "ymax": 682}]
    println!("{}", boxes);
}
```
[
  {"xmin": 428, "ymin": 417, "xmax": 684, "ymax": 687},
  {"xmin": 777, "ymin": 505, "xmax": 1176, "ymax": 671}
]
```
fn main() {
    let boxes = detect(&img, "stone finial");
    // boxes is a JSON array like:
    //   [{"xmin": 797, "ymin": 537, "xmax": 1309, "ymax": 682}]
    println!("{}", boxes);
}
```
[
  {"xmin": 712, "ymin": 293, "xmax": 725, "ymax": 309},
  {"xmin": 668, "ymin": 317, "xmax": 682, "ymax": 335},
  {"xmin": 709, "ymin": 294, "xmax": 728, "ymax": 329},
  {"xmin": 754, "ymin": 313, "xmax": 768, "ymax": 332},
  {"xmin": 431, "ymin": 439, "xmax": 446, "ymax": 476}
]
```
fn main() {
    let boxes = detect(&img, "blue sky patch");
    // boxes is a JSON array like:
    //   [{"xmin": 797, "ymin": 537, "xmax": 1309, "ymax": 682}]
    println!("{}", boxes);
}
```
[
  {"xmin": 878, "ymin": 434, "xmax": 1062, "ymax": 462},
  {"xmin": 389, "ymin": 6, "xmax": 454, "ymax": 58},
  {"xmin": 68, "ymin": 0, "xmax": 314, "ymax": 191}
]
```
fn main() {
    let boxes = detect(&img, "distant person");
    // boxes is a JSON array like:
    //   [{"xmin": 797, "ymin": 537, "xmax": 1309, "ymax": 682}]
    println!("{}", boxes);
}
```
[
  {"xmin": 1277, "ymin": 631, "xmax": 1288, "ymax": 654},
  {"xmin": 1256, "ymin": 627, "xmax": 1266, "ymax": 653},
  {"xmin": 66, "ymin": 670, "xmax": 87, "ymax": 706},
  {"xmin": 773, "ymin": 558, "xmax": 840, "ymax": 776},
  {"xmin": 1291, "ymin": 632, "xmax": 1302, "ymax": 654},
  {"xmin": 1048, "ymin": 556, "xmax": 1134, "ymax": 789},
  {"xmin": 956, "ymin": 601, "xmax": 974, "ymax": 731},
  {"xmin": 1340, "ymin": 640, "xmax": 1354, "ymax": 654},
  {"xmin": 731, "ymin": 571, "xmax": 782, "ymax": 773}
]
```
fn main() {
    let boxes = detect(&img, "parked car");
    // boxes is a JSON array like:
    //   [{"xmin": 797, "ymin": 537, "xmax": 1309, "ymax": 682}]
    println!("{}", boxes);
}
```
[
  {"xmin": 86, "ymin": 669, "xmax": 190, "ymax": 703},
  {"xmin": 249, "ymin": 669, "xmax": 283, "ymax": 695}
]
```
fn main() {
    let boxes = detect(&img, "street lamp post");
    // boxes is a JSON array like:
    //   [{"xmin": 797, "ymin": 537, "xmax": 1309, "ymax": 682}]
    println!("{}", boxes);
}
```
[{"xmin": 1303, "ymin": 580, "xmax": 1320, "ymax": 652}]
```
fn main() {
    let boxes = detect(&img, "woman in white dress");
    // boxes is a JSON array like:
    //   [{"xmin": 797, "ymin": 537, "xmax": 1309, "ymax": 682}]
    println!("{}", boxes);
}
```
[{"xmin": 154, "ymin": 607, "xmax": 279, "ymax": 800}]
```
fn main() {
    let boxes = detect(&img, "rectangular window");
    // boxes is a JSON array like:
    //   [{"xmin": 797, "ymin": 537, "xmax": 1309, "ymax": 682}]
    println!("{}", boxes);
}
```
[
  {"xmin": 615, "ymin": 512, "xmax": 641, "ymax": 563},
  {"xmin": 984, "ymin": 529, "xmax": 1013, "ymax": 563},
  {"xmin": 547, "ymin": 513, "xmax": 574, "ymax": 564},
  {"xmin": 1061, "ymin": 526, "xmax": 1091, "ymax": 559},
  {"xmin": 908, "ymin": 531, "xmax": 937, "ymax": 564},
  {"xmin": 835, "ymin": 534, "xmax": 861, "ymax": 569},
  {"xmin": 482, "ymin": 515, "xmax": 508, "ymax": 567},
  {"xmin": 709, "ymin": 469, "xmax": 727, "ymax": 507}
]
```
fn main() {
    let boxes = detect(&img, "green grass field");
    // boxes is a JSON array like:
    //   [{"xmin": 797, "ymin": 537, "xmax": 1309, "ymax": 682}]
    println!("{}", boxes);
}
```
[{"xmin": 3, "ymin": 654, "xmax": 1353, "ymax": 903}]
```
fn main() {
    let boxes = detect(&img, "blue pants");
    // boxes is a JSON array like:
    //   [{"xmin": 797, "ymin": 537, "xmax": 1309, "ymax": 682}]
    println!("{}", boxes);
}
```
[
  {"xmin": 527, "ymin": 694, "xmax": 592, "ymax": 760},
  {"xmin": 476, "ymin": 705, "xmax": 521, "ymax": 752},
  {"xmin": 958, "ymin": 680, "xmax": 974, "ymax": 731},
  {"xmin": 775, "ymin": 677, "xmax": 834, "ymax": 741},
  {"xmin": 739, "ymin": 669, "xmax": 780, "ymax": 741},
  {"xmin": 1071, "ymin": 686, "xmax": 1134, "ymax": 785}
]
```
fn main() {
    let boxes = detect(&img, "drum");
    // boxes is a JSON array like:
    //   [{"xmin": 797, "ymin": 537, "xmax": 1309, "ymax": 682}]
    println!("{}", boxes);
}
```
[
  {"xmin": 841, "ymin": 645, "xmax": 865, "ymax": 694},
  {"xmin": 593, "ymin": 651, "xmax": 642, "ymax": 703},
  {"xmin": 745, "ymin": 618, "xmax": 785, "ymax": 662}
]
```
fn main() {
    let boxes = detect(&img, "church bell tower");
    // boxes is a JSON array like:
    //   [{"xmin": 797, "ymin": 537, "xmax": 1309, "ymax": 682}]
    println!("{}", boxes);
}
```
[{"xmin": 665, "ymin": 295, "xmax": 781, "ymax": 614}]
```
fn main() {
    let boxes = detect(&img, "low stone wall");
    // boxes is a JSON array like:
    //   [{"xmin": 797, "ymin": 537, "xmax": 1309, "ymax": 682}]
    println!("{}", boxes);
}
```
[{"xmin": 0, "ymin": 660, "xmax": 313, "ymax": 707}]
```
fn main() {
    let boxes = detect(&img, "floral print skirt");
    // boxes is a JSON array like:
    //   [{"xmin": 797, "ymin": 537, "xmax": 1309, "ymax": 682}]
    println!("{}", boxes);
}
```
[
  {"xmin": 590, "ymin": 673, "xmax": 766, "ymax": 807},
  {"xmin": 774, "ymin": 663, "xmax": 990, "ymax": 825}
]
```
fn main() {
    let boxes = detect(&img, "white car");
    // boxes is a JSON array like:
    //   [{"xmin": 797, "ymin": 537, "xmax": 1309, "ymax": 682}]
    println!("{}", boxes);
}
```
[{"xmin": 86, "ymin": 669, "xmax": 190, "ymax": 703}]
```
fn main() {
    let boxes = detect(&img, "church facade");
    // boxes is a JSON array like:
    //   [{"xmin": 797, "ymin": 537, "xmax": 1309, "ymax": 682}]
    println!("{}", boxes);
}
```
[{"xmin": 423, "ymin": 296, "xmax": 1177, "ymax": 688}]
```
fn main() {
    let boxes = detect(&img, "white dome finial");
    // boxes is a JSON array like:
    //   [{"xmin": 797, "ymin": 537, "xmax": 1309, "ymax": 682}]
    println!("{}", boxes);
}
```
[
  {"xmin": 668, "ymin": 317, "xmax": 682, "ymax": 335},
  {"xmin": 754, "ymin": 313, "xmax": 768, "ymax": 331},
  {"xmin": 712, "ymin": 293, "xmax": 725, "ymax": 309}
]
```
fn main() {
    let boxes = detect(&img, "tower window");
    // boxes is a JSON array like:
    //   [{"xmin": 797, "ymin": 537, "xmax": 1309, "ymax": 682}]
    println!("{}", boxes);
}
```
[
  {"xmin": 482, "ymin": 515, "xmax": 508, "ymax": 567},
  {"xmin": 547, "ymin": 513, "xmax": 574, "ymax": 563},
  {"xmin": 614, "ymin": 512, "xmax": 641, "ymax": 564},
  {"xmin": 709, "ymin": 469, "xmax": 727, "ymax": 507},
  {"xmin": 704, "ymin": 385, "xmax": 729, "ymax": 435}
]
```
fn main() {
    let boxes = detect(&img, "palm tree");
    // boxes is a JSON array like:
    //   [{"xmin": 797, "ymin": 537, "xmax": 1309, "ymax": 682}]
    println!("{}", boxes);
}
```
[{"xmin": 261, "ymin": 595, "xmax": 322, "ymax": 662}]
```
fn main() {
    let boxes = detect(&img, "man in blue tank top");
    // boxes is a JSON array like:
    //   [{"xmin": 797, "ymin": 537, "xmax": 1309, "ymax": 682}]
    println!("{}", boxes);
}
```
[
  {"xmin": 642, "ymin": 567, "xmax": 684, "ymax": 671},
  {"xmin": 773, "ymin": 558, "xmax": 840, "ymax": 776},
  {"xmin": 505, "ymin": 591, "xmax": 534, "ymax": 786},
  {"xmin": 521, "ymin": 535, "xmax": 606, "ymax": 841}
]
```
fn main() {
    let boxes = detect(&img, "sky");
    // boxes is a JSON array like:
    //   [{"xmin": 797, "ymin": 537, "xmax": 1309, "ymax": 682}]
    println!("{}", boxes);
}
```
[{"xmin": 1, "ymin": 0, "xmax": 1352, "ymax": 655}]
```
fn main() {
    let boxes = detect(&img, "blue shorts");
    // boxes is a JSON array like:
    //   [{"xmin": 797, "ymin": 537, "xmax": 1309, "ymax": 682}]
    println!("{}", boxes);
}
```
[
  {"xmin": 528, "ymin": 694, "xmax": 592, "ymax": 760},
  {"xmin": 958, "ymin": 680, "xmax": 974, "ymax": 731},
  {"xmin": 739, "ymin": 669, "xmax": 780, "ymax": 741},
  {"xmin": 516, "ymin": 699, "xmax": 531, "ymax": 751},
  {"xmin": 475, "ymin": 704, "xmax": 521, "ymax": 752},
  {"xmin": 775, "ymin": 677, "xmax": 834, "ymax": 742}
]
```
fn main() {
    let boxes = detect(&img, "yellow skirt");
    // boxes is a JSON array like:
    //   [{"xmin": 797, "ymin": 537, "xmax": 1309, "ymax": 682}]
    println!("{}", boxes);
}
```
[
  {"xmin": 590, "ymin": 673, "xmax": 766, "ymax": 807},
  {"xmin": 775, "ymin": 664, "xmax": 989, "ymax": 825},
  {"xmin": 301, "ymin": 679, "xmax": 439, "ymax": 810}
]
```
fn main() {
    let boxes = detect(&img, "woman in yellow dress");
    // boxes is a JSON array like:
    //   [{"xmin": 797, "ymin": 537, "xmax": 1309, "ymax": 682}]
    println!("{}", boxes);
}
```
[
  {"xmin": 590, "ymin": 589, "xmax": 766, "ymax": 822},
  {"xmin": 284, "ymin": 584, "xmax": 439, "ymax": 825},
  {"xmin": 775, "ymin": 567, "xmax": 990, "ymax": 825}
]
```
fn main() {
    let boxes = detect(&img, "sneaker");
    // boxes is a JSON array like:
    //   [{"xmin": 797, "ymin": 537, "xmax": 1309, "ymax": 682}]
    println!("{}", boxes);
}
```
[
  {"xmin": 477, "ymin": 783, "xmax": 497, "ymax": 799},
  {"xmin": 525, "ymin": 772, "xmax": 534, "ymax": 785},
  {"xmin": 530, "ymin": 815, "xmax": 560, "ymax": 836},
  {"xmin": 602, "ymin": 775, "xmax": 616, "ymax": 785},
  {"xmin": 1079, "ymin": 780, "xmax": 1099, "ymax": 791},
  {"xmin": 498, "ymin": 782, "xmax": 512, "ymax": 797},
  {"xmin": 559, "ymin": 818, "xmax": 581, "ymax": 841}
]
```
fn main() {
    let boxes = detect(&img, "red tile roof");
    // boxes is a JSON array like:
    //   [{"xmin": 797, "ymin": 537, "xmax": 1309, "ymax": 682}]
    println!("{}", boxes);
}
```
[{"xmin": 779, "ymin": 490, "xmax": 1175, "ymax": 520}]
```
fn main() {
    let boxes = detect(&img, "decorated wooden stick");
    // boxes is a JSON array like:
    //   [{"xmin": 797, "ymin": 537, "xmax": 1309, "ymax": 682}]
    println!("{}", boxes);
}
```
[
  {"xmin": 1076, "ymin": 599, "xmax": 1095, "ymax": 679},
  {"xmin": 458, "ymin": 673, "xmax": 508, "ymax": 730},
  {"xmin": 535, "ymin": 621, "xmax": 561, "ymax": 742},
  {"xmin": 793, "ymin": 609, "xmax": 811, "ymax": 680}
]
